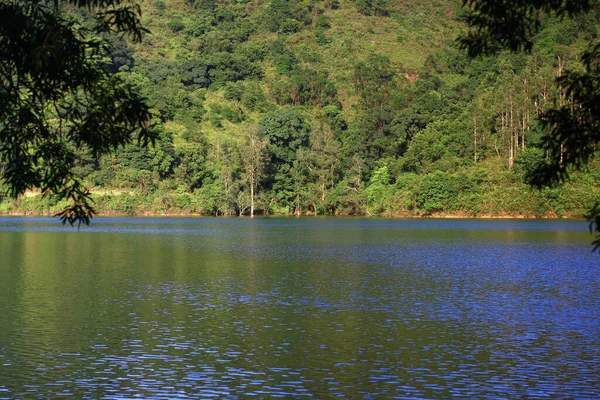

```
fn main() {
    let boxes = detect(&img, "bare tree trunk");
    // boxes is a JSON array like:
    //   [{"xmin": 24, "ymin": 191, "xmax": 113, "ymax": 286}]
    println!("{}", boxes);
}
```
[
  {"xmin": 522, "ymin": 113, "xmax": 527, "ymax": 150},
  {"xmin": 522, "ymin": 76, "xmax": 529, "ymax": 151},
  {"xmin": 560, "ymin": 143, "xmax": 564, "ymax": 164},
  {"xmin": 250, "ymin": 174, "xmax": 254, "ymax": 218},
  {"xmin": 295, "ymin": 194, "xmax": 301, "ymax": 216},
  {"xmin": 473, "ymin": 115, "xmax": 478, "ymax": 163},
  {"xmin": 509, "ymin": 98, "xmax": 514, "ymax": 169},
  {"xmin": 558, "ymin": 56, "xmax": 566, "ymax": 163}
]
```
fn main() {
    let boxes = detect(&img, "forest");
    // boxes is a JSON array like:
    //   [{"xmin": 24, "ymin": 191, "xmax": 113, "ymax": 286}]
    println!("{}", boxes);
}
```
[{"xmin": 2, "ymin": 0, "xmax": 600, "ymax": 217}]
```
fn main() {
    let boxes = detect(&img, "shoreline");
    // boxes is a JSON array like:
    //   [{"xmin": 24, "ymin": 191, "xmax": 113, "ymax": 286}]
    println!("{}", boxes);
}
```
[{"xmin": 0, "ymin": 211, "xmax": 585, "ymax": 220}]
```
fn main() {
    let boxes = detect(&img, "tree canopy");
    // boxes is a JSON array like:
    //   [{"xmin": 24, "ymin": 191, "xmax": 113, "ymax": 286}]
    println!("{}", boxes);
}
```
[
  {"xmin": 1, "ymin": 0, "xmax": 599, "ymax": 224},
  {"xmin": 0, "ymin": 0, "xmax": 156, "ymax": 225},
  {"xmin": 460, "ymin": 0, "xmax": 600, "ymax": 250},
  {"xmin": 459, "ymin": 0, "xmax": 595, "ymax": 56}
]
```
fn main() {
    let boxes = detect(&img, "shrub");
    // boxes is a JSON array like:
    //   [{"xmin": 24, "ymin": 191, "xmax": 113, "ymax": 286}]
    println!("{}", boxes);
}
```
[
  {"xmin": 168, "ymin": 17, "xmax": 185, "ymax": 32},
  {"xmin": 316, "ymin": 14, "xmax": 331, "ymax": 29},
  {"xmin": 417, "ymin": 171, "xmax": 458, "ymax": 215},
  {"xmin": 280, "ymin": 18, "xmax": 302, "ymax": 34}
]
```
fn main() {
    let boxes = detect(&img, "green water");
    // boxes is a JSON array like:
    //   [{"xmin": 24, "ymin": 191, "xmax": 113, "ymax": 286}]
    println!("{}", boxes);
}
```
[{"xmin": 0, "ymin": 217, "xmax": 598, "ymax": 398}]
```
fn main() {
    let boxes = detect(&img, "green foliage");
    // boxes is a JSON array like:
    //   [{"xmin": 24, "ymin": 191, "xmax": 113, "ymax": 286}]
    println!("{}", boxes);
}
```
[
  {"xmin": 402, "ymin": 120, "xmax": 472, "ymax": 173},
  {"xmin": 461, "ymin": 0, "xmax": 600, "ymax": 249},
  {"xmin": 354, "ymin": 54, "xmax": 397, "ymax": 109},
  {"xmin": 280, "ymin": 18, "xmax": 303, "ymax": 34},
  {"xmin": 272, "ymin": 67, "xmax": 339, "ymax": 107},
  {"xmin": 323, "ymin": 104, "xmax": 347, "ymax": 132},
  {"xmin": 0, "ymin": 0, "xmax": 156, "ymax": 225},
  {"xmin": 173, "ymin": 143, "xmax": 209, "ymax": 191},
  {"xmin": 265, "ymin": 0, "xmax": 295, "ymax": 32},
  {"xmin": 168, "ymin": 16, "xmax": 185, "ymax": 32},
  {"xmin": 257, "ymin": 108, "xmax": 312, "ymax": 209},
  {"xmin": 366, "ymin": 166, "xmax": 394, "ymax": 214},
  {"xmin": 3, "ymin": 0, "xmax": 599, "ymax": 221},
  {"xmin": 417, "ymin": 171, "xmax": 458, "ymax": 215},
  {"xmin": 315, "ymin": 29, "xmax": 331, "ymax": 45},
  {"xmin": 224, "ymin": 81, "xmax": 245, "ymax": 101},
  {"xmin": 272, "ymin": 40, "xmax": 298, "ymax": 74},
  {"xmin": 458, "ymin": 0, "xmax": 593, "ymax": 56},
  {"xmin": 259, "ymin": 108, "xmax": 310, "ymax": 165},
  {"xmin": 355, "ymin": 0, "xmax": 390, "ymax": 16},
  {"xmin": 112, "ymin": 128, "xmax": 175, "ymax": 194},
  {"xmin": 515, "ymin": 147, "xmax": 546, "ymax": 181},
  {"xmin": 241, "ymin": 81, "xmax": 268, "ymax": 111},
  {"xmin": 185, "ymin": 15, "xmax": 213, "ymax": 37},
  {"xmin": 316, "ymin": 14, "xmax": 331, "ymax": 29},
  {"xmin": 102, "ymin": 33, "xmax": 135, "ymax": 73},
  {"xmin": 142, "ymin": 54, "xmax": 262, "ymax": 92}
]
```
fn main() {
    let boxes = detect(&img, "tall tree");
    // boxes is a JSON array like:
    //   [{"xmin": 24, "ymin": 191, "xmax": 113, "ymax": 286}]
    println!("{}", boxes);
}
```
[
  {"xmin": 239, "ymin": 125, "xmax": 267, "ymax": 217},
  {"xmin": 258, "ymin": 108, "xmax": 310, "ymax": 210},
  {"xmin": 459, "ymin": 0, "xmax": 600, "ymax": 249},
  {"xmin": 298, "ymin": 123, "xmax": 341, "ymax": 214},
  {"xmin": 0, "ymin": 0, "xmax": 156, "ymax": 225}
]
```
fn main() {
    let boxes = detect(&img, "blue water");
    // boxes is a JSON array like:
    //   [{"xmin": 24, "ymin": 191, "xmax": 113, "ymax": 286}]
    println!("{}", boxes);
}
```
[{"xmin": 0, "ymin": 217, "xmax": 598, "ymax": 398}]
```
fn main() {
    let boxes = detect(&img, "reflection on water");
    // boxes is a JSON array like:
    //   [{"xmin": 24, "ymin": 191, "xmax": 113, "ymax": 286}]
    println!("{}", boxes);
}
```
[{"xmin": 0, "ymin": 217, "xmax": 598, "ymax": 398}]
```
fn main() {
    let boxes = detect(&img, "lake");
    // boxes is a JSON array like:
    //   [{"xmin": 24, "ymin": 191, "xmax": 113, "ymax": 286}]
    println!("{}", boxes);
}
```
[{"xmin": 0, "ymin": 217, "xmax": 598, "ymax": 398}]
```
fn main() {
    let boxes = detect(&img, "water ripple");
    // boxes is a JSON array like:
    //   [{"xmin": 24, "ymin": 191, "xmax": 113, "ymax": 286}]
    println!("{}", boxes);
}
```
[{"xmin": 0, "ymin": 217, "xmax": 598, "ymax": 398}]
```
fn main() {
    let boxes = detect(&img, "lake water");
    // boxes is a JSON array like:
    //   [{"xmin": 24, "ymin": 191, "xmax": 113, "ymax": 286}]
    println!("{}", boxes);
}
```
[{"xmin": 0, "ymin": 217, "xmax": 598, "ymax": 398}]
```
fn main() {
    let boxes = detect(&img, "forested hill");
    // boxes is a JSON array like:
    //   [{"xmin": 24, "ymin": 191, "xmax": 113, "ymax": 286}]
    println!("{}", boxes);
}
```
[{"xmin": 3, "ymin": 0, "xmax": 600, "ymax": 217}]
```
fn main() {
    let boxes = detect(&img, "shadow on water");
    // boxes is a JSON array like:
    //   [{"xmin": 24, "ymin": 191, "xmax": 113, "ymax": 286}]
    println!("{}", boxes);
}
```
[{"xmin": 0, "ymin": 217, "xmax": 598, "ymax": 398}]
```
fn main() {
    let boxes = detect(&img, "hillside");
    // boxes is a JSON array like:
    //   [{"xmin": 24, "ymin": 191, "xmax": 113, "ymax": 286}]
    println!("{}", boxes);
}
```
[{"xmin": 2, "ymin": 0, "xmax": 600, "ymax": 217}]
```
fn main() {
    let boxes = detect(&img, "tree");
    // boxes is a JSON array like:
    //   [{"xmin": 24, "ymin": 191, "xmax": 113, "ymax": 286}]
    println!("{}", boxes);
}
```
[
  {"xmin": 258, "ymin": 108, "xmax": 310, "ymax": 211},
  {"xmin": 355, "ymin": 0, "xmax": 389, "ymax": 16},
  {"xmin": 298, "ymin": 123, "xmax": 341, "ymax": 214},
  {"xmin": 350, "ymin": 54, "xmax": 400, "ymax": 171},
  {"xmin": 0, "ymin": 0, "xmax": 156, "ymax": 225},
  {"xmin": 459, "ymin": 0, "xmax": 594, "ymax": 56},
  {"xmin": 205, "ymin": 136, "xmax": 240, "ymax": 216},
  {"xmin": 173, "ymin": 142, "xmax": 210, "ymax": 191},
  {"xmin": 459, "ymin": 0, "xmax": 600, "ymax": 250},
  {"xmin": 239, "ymin": 125, "xmax": 267, "ymax": 217},
  {"xmin": 258, "ymin": 108, "xmax": 310, "ymax": 166}
]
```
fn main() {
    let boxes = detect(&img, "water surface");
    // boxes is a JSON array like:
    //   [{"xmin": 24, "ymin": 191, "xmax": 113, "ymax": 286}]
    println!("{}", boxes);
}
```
[{"xmin": 0, "ymin": 217, "xmax": 598, "ymax": 398}]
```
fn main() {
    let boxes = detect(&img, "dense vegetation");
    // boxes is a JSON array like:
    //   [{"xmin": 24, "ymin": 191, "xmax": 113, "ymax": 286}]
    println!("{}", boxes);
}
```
[
  {"xmin": 0, "ymin": 0, "xmax": 155, "ymax": 224},
  {"xmin": 2, "ymin": 0, "xmax": 600, "ymax": 217}
]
